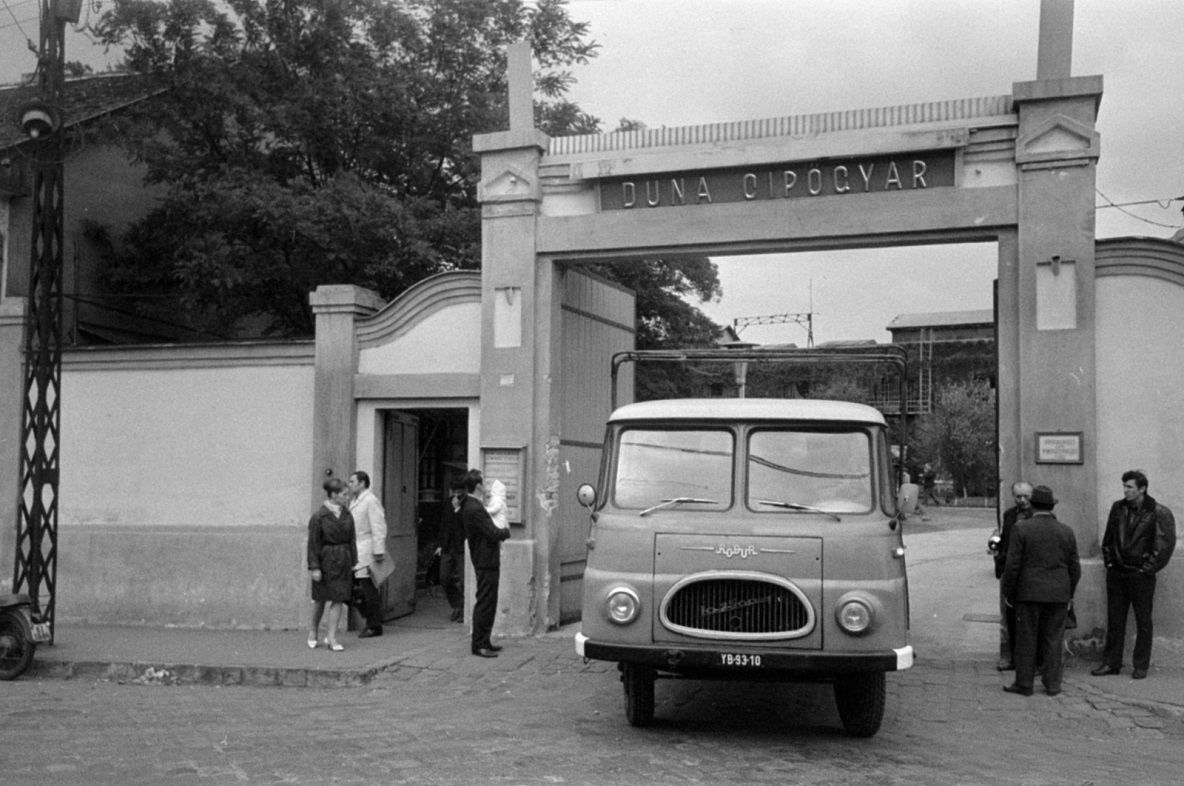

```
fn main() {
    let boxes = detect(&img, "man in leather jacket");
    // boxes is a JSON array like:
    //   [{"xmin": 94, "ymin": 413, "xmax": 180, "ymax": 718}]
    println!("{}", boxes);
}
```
[{"xmin": 1092, "ymin": 470, "xmax": 1177, "ymax": 680}]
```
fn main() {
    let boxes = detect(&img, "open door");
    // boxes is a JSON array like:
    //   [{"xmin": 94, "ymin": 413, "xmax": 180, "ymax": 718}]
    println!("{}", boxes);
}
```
[{"xmin": 381, "ymin": 411, "xmax": 418, "ymax": 619}]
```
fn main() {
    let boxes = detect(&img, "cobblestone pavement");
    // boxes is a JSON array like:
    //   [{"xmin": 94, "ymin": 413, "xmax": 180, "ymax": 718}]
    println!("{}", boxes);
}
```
[{"xmin": 3, "ymin": 631, "xmax": 1183, "ymax": 786}]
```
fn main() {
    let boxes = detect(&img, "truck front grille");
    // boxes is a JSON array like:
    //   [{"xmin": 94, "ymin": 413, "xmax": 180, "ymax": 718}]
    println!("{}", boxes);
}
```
[{"xmin": 661, "ymin": 577, "xmax": 813, "ymax": 640}]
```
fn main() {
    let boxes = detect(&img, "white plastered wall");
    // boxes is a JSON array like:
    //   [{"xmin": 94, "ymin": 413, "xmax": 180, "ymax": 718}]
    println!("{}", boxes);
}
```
[{"xmin": 1095, "ymin": 277, "xmax": 1184, "ymax": 529}]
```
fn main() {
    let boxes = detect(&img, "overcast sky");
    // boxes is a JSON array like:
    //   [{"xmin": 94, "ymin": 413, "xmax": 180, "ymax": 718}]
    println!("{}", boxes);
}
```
[
  {"xmin": 557, "ymin": 0, "xmax": 1184, "ymax": 343},
  {"xmin": 3, "ymin": 1, "xmax": 1181, "ymax": 343}
]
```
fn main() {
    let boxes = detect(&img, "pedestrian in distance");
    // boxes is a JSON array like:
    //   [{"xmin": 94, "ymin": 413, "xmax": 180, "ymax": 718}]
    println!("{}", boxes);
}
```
[
  {"xmin": 347, "ymin": 470, "xmax": 389, "ymax": 639},
  {"xmin": 991, "ymin": 481, "xmax": 1035, "ymax": 671},
  {"xmin": 1092, "ymin": 470, "xmax": 1177, "ymax": 680},
  {"xmin": 439, "ymin": 479, "xmax": 467, "ymax": 623},
  {"xmin": 920, "ymin": 463, "xmax": 942, "ymax": 507},
  {"xmin": 1000, "ymin": 485, "xmax": 1080, "ymax": 697},
  {"xmin": 461, "ymin": 469, "xmax": 511, "ymax": 658},
  {"xmin": 307, "ymin": 477, "xmax": 358, "ymax": 652}
]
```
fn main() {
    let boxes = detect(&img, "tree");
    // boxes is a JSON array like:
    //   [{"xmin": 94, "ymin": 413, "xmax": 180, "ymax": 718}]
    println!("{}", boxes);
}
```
[
  {"xmin": 912, "ymin": 379, "xmax": 996, "ymax": 498},
  {"xmin": 587, "ymin": 256, "xmax": 723, "ymax": 401},
  {"xmin": 93, "ymin": 0, "xmax": 602, "ymax": 336}
]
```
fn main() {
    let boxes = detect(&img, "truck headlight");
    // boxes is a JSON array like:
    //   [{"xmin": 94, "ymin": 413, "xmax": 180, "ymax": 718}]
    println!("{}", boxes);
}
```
[
  {"xmin": 606, "ymin": 587, "xmax": 640, "ymax": 625},
  {"xmin": 836, "ymin": 598, "xmax": 873, "ymax": 634}
]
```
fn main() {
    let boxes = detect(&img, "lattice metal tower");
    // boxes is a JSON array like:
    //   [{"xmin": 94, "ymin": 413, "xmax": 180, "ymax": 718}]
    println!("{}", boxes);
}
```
[{"xmin": 13, "ymin": 0, "xmax": 78, "ymax": 642}]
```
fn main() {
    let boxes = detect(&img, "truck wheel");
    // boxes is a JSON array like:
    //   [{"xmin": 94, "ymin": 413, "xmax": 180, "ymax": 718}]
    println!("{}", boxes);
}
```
[
  {"xmin": 0, "ymin": 610, "xmax": 35, "ymax": 681},
  {"xmin": 622, "ymin": 663, "xmax": 656, "ymax": 727},
  {"xmin": 833, "ymin": 672, "xmax": 886, "ymax": 737}
]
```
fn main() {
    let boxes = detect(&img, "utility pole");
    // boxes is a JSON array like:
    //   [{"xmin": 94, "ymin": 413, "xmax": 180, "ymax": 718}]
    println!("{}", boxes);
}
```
[{"xmin": 12, "ymin": 0, "xmax": 79, "ymax": 642}]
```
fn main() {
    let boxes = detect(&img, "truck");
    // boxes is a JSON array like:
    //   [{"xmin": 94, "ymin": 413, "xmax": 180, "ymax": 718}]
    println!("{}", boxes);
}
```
[{"xmin": 574, "ymin": 347, "xmax": 918, "ymax": 737}]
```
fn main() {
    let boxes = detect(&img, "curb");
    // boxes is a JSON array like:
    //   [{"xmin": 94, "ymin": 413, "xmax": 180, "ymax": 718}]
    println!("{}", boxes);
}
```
[{"xmin": 26, "ymin": 658, "xmax": 392, "ymax": 688}]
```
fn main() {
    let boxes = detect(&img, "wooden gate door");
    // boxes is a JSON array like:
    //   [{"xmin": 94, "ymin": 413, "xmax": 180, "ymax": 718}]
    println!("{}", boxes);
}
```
[
  {"xmin": 557, "ymin": 269, "xmax": 636, "ymax": 623},
  {"xmin": 381, "ymin": 411, "xmax": 419, "ymax": 619}
]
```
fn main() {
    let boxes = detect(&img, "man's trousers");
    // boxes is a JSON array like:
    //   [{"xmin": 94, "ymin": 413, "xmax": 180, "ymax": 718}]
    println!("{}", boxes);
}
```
[
  {"xmin": 471, "ymin": 567, "xmax": 500, "ymax": 652},
  {"xmin": 1013, "ymin": 601, "xmax": 1068, "ymax": 691},
  {"xmin": 1102, "ymin": 570, "xmax": 1157, "ymax": 671}
]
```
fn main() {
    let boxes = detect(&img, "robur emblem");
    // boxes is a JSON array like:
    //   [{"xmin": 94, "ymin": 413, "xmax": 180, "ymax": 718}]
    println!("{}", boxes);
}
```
[{"xmin": 716, "ymin": 545, "xmax": 758, "ymax": 559}]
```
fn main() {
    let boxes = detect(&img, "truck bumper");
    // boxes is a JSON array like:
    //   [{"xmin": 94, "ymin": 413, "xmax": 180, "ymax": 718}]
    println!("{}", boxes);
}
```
[{"xmin": 575, "ymin": 632, "xmax": 913, "ymax": 674}]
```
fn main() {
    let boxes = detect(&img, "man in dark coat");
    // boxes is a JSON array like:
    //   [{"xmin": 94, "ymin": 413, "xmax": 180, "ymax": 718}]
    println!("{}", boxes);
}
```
[
  {"xmin": 1092, "ymin": 470, "xmax": 1177, "ymax": 680},
  {"xmin": 461, "ymin": 469, "xmax": 511, "ymax": 658},
  {"xmin": 992, "ymin": 481, "xmax": 1034, "ymax": 671},
  {"xmin": 1000, "ymin": 485, "xmax": 1081, "ymax": 697},
  {"xmin": 439, "ymin": 479, "xmax": 467, "ymax": 623}
]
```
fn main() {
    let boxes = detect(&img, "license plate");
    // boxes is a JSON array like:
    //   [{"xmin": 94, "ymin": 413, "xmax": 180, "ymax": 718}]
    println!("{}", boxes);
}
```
[
  {"xmin": 719, "ymin": 652, "xmax": 762, "ymax": 668},
  {"xmin": 30, "ymin": 623, "xmax": 51, "ymax": 643}
]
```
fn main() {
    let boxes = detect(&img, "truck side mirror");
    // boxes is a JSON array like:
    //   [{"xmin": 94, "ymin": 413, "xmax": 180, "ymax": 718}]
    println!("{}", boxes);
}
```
[{"xmin": 577, "ymin": 483, "xmax": 597, "ymax": 509}]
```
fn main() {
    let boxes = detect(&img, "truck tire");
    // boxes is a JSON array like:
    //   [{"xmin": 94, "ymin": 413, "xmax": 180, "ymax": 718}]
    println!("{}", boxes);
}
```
[
  {"xmin": 0, "ymin": 610, "xmax": 35, "ymax": 681},
  {"xmin": 833, "ymin": 671, "xmax": 886, "ymax": 737},
  {"xmin": 622, "ymin": 663, "xmax": 656, "ymax": 727}
]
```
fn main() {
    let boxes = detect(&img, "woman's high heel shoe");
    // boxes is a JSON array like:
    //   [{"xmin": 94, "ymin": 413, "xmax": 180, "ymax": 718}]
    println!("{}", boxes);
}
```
[
  {"xmin": 306, "ymin": 633, "xmax": 319, "ymax": 649},
  {"xmin": 328, "ymin": 642, "xmax": 345, "ymax": 652}
]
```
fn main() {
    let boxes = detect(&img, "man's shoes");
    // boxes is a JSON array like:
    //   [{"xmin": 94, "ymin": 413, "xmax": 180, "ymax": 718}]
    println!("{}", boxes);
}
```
[
  {"xmin": 1132, "ymin": 668, "xmax": 1148, "ymax": 680},
  {"xmin": 996, "ymin": 659, "xmax": 1014, "ymax": 671},
  {"xmin": 1045, "ymin": 687, "xmax": 1062, "ymax": 697},
  {"xmin": 1002, "ymin": 683, "xmax": 1033, "ymax": 696},
  {"xmin": 1090, "ymin": 665, "xmax": 1121, "ymax": 676},
  {"xmin": 487, "ymin": 643, "xmax": 503, "ymax": 652},
  {"xmin": 472, "ymin": 648, "xmax": 499, "ymax": 658},
  {"xmin": 358, "ymin": 626, "xmax": 383, "ymax": 638}
]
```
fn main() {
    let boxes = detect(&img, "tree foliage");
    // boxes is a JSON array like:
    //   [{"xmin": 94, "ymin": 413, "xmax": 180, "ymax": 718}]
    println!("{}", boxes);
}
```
[
  {"xmin": 588, "ymin": 257, "xmax": 723, "ymax": 401},
  {"xmin": 913, "ymin": 379, "xmax": 997, "ymax": 498},
  {"xmin": 93, "ymin": 0, "xmax": 604, "ymax": 335}
]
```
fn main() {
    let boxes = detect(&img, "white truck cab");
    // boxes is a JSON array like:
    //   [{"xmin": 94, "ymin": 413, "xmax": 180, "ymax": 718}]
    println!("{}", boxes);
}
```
[{"xmin": 575, "ymin": 395, "xmax": 917, "ymax": 737}]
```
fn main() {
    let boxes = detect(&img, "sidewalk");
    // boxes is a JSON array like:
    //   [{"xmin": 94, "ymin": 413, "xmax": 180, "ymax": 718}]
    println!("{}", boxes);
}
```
[{"xmin": 22, "ymin": 516, "xmax": 1184, "ymax": 722}]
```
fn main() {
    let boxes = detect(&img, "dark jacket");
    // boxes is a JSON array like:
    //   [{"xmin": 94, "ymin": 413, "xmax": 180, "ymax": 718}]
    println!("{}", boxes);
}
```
[
  {"xmin": 440, "ymin": 500, "xmax": 466, "ymax": 556},
  {"xmin": 461, "ymin": 495, "xmax": 510, "ymax": 570},
  {"xmin": 1000, "ymin": 512, "xmax": 1081, "ymax": 604},
  {"xmin": 994, "ymin": 504, "xmax": 1034, "ymax": 579},
  {"xmin": 1101, "ymin": 493, "xmax": 1176, "ymax": 573}
]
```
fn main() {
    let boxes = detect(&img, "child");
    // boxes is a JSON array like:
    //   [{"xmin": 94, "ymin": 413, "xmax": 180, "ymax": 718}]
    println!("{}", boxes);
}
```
[{"xmin": 485, "ymin": 479, "xmax": 510, "ymax": 530}]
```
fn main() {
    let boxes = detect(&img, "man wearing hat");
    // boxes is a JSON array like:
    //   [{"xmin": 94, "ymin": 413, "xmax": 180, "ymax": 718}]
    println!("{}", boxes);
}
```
[{"xmin": 1000, "ymin": 485, "xmax": 1081, "ymax": 696}]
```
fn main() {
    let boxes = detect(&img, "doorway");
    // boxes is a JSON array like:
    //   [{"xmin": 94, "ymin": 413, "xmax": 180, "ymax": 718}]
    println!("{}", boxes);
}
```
[{"xmin": 377, "ymin": 407, "xmax": 469, "ymax": 623}]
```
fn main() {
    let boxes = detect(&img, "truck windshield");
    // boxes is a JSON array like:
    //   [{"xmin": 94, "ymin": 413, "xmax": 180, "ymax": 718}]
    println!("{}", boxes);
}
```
[
  {"xmin": 747, "ymin": 428, "xmax": 873, "ymax": 514},
  {"xmin": 613, "ymin": 428, "xmax": 733, "ymax": 510}
]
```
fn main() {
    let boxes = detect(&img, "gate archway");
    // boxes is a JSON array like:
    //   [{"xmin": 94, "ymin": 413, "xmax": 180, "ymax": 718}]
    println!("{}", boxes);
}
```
[{"xmin": 476, "ymin": 15, "xmax": 1103, "ymax": 632}]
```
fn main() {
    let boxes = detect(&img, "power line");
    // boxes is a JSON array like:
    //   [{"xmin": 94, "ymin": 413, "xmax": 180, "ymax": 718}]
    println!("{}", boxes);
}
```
[{"xmin": 1096, "ymin": 189, "xmax": 1184, "ymax": 229}]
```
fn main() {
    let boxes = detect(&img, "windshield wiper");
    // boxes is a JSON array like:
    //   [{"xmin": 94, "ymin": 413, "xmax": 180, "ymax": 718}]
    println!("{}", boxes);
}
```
[
  {"xmin": 639, "ymin": 497, "xmax": 719, "ymax": 517},
  {"xmin": 756, "ymin": 499, "xmax": 842, "ymax": 522}
]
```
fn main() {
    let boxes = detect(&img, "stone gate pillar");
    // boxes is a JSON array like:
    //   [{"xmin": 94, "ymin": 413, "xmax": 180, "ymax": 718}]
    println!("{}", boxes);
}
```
[
  {"xmin": 309, "ymin": 285, "xmax": 384, "ymax": 511},
  {"xmin": 1008, "ymin": 11, "xmax": 1102, "ymax": 556},
  {"xmin": 473, "ymin": 42, "xmax": 555, "ymax": 634}
]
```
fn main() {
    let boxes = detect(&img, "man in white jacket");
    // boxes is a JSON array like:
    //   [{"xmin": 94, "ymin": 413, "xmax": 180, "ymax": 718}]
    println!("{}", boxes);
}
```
[{"xmin": 348, "ymin": 470, "xmax": 389, "ymax": 638}]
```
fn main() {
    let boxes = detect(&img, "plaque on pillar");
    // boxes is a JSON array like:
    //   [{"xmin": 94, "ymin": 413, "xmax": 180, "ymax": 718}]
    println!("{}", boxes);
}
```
[
  {"xmin": 1036, "ymin": 256, "xmax": 1076, "ymax": 330},
  {"xmin": 1035, "ymin": 432, "xmax": 1083, "ymax": 464},
  {"xmin": 482, "ymin": 447, "xmax": 525, "ymax": 525}
]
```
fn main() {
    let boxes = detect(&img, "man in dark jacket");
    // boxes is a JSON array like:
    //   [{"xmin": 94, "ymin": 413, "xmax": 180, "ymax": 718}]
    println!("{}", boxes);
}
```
[
  {"xmin": 1000, "ymin": 485, "xmax": 1081, "ymax": 697},
  {"xmin": 991, "ymin": 481, "xmax": 1034, "ymax": 671},
  {"xmin": 1092, "ymin": 470, "xmax": 1177, "ymax": 680},
  {"xmin": 461, "ymin": 469, "xmax": 511, "ymax": 658},
  {"xmin": 439, "ymin": 479, "xmax": 467, "ymax": 623}
]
